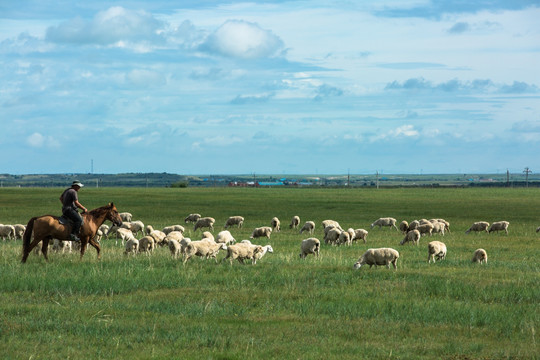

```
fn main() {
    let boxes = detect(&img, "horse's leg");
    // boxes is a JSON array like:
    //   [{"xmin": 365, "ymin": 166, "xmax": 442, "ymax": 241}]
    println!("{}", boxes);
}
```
[
  {"xmin": 41, "ymin": 237, "xmax": 51, "ymax": 261},
  {"xmin": 22, "ymin": 236, "xmax": 44, "ymax": 262},
  {"xmin": 88, "ymin": 238, "xmax": 101, "ymax": 260}
]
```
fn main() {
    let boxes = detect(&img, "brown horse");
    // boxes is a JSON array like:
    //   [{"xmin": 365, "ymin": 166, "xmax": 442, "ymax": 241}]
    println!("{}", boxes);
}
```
[{"xmin": 21, "ymin": 202, "xmax": 123, "ymax": 263}]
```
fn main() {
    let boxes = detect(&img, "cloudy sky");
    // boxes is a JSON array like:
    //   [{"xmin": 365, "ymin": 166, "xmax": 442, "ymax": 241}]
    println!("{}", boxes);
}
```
[{"xmin": 1, "ymin": 1, "xmax": 539, "ymax": 175}]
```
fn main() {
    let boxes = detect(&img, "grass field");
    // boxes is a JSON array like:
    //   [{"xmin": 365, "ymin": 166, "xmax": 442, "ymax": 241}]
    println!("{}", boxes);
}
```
[{"xmin": 1, "ymin": 187, "xmax": 538, "ymax": 359}]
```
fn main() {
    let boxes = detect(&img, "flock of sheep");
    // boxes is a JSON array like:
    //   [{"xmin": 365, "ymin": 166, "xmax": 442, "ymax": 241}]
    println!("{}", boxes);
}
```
[{"xmin": 0, "ymin": 213, "xmax": 523, "ymax": 268}]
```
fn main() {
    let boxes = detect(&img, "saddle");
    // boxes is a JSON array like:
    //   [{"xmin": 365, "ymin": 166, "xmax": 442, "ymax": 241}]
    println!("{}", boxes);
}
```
[{"xmin": 58, "ymin": 215, "xmax": 73, "ymax": 226}]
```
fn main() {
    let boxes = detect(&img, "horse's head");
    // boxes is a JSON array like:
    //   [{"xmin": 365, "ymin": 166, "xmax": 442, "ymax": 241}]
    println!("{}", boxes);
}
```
[{"xmin": 106, "ymin": 202, "xmax": 123, "ymax": 227}]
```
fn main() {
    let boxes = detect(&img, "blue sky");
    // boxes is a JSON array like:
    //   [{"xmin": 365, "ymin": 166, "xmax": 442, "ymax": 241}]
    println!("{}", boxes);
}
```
[{"xmin": 1, "ymin": 0, "xmax": 539, "ymax": 175}]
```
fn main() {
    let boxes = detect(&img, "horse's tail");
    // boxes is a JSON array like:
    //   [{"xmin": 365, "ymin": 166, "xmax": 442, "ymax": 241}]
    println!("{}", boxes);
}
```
[{"xmin": 22, "ymin": 217, "xmax": 37, "ymax": 257}]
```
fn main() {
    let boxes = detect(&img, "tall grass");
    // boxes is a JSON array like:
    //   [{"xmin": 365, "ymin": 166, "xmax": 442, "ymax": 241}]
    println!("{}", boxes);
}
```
[{"xmin": 1, "ymin": 187, "xmax": 538, "ymax": 359}]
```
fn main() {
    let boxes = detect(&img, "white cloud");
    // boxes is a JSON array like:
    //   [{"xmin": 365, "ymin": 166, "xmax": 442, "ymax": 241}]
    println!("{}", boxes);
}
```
[
  {"xmin": 26, "ymin": 132, "xmax": 59, "ymax": 148},
  {"xmin": 201, "ymin": 20, "xmax": 284, "ymax": 59}
]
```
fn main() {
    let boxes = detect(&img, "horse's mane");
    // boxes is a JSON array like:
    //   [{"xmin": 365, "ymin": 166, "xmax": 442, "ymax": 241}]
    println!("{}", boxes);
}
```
[{"xmin": 87, "ymin": 204, "xmax": 113, "ymax": 217}]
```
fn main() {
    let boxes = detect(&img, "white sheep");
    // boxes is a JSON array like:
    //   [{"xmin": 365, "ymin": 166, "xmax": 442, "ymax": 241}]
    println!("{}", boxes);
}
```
[
  {"xmin": 98, "ymin": 224, "xmax": 110, "ymax": 239},
  {"xmin": 124, "ymin": 238, "xmax": 139, "ymax": 256},
  {"xmin": 465, "ymin": 221, "xmax": 490, "ymax": 234},
  {"xmin": 324, "ymin": 227, "xmax": 341, "ymax": 245},
  {"xmin": 399, "ymin": 220, "xmax": 409, "ymax": 234},
  {"xmin": 179, "ymin": 237, "xmax": 192, "ymax": 255},
  {"xmin": 322, "ymin": 220, "xmax": 343, "ymax": 231},
  {"xmin": 352, "ymin": 229, "xmax": 368, "ymax": 244},
  {"xmin": 353, "ymin": 248, "xmax": 399, "ymax": 270},
  {"xmin": 299, "ymin": 238, "xmax": 320, "ymax": 259},
  {"xmin": 289, "ymin": 215, "xmax": 300, "ymax": 229},
  {"xmin": 223, "ymin": 242, "xmax": 264, "ymax": 265},
  {"xmin": 0, "ymin": 224, "xmax": 15, "ymax": 240},
  {"xmin": 370, "ymin": 217, "xmax": 398, "ymax": 231},
  {"xmin": 215, "ymin": 230, "xmax": 236, "ymax": 245},
  {"xmin": 139, "ymin": 236, "xmax": 156, "ymax": 254},
  {"xmin": 115, "ymin": 228, "xmax": 136, "ymax": 246},
  {"xmin": 184, "ymin": 213, "xmax": 202, "ymax": 223},
  {"xmin": 299, "ymin": 221, "xmax": 315, "ymax": 234},
  {"xmin": 472, "ymin": 248, "xmax": 488, "ymax": 264},
  {"xmin": 434, "ymin": 219, "xmax": 450, "ymax": 233},
  {"xmin": 400, "ymin": 229, "xmax": 421, "ymax": 246},
  {"xmin": 183, "ymin": 240, "xmax": 227, "ymax": 263},
  {"xmin": 193, "ymin": 217, "xmax": 215, "ymax": 232},
  {"xmin": 128, "ymin": 220, "xmax": 145, "ymax": 236},
  {"xmin": 408, "ymin": 220, "xmax": 420, "ymax": 230},
  {"xmin": 149, "ymin": 230, "xmax": 167, "ymax": 246},
  {"xmin": 168, "ymin": 238, "xmax": 182, "ymax": 259},
  {"xmin": 13, "ymin": 224, "xmax": 26, "ymax": 240},
  {"xmin": 427, "ymin": 241, "xmax": 447, "ymax": 263},
  {"xmin": 431, "ymin": 221, "xmax": 445, "ymax": 236},
  {"xmin": 271, "ymin": 217, "xmax": 281, "ymax": 232},
  {"xmin": 163, "ymin": 225, "xmax": 185, "ymax": 235},
  {"xmin": 338, "ymin": 230, "xmax": 352, "ymax": 246},
  {"xmin": 250, "ymin": 226, "xmax": 272, "ymax": 239},
  {"xmin": 119, "ymin": 212, "xmax": 132, "ymax": 222},
  {"xmin": 416, "ymin": 223, "xmax": 434, "ymax": 236},
  {"xmin": 52, "ymin": 239, "xmax": 72, "ymax": 254},
  {"xmin": 164, "ymin": 231, "xmax": 184, "ymax": 242},
  {"xmin": 536, "ymin": 226, "xmax": 540, "ymax": 233},
  {"xmin": 201, "ymin": 231, "xmax": 215, "ymax": 242},
  {"xmin": 240, "ymin": 240, "xmax": 274, "ymax": 264},
  {"xmin": 224, "ymin": 216, "xmax": 244, "ymax": 229},
  {"xmin": 488, "ymin": 221, "xmax": 509, "ymax": 234}
]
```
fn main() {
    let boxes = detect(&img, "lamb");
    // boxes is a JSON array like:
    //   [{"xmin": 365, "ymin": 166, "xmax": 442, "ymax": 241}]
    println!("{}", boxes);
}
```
[
  {"xmin": 250, "ymin": 226, "xmax": 272, "ymax": 239},
  {"xmin": 322, "ymin": 220, "xmax": 343, "ymax": 231},
  {"xmin": 168, "ymin": 238, "xmax": 182, "ymax": 259},
  {"xmin": 52, "ymin": 239, "xmax": 72, "ymax": 254},
  {"xmin": 488, "ymin": 221, "xmax": 509, "ymax": 234},
  {"xmin": 299, "ymin": 221, "xmax": 315, "ymax": 234},
  {"xmin": 352, "ymin": 229, "xmax": 368, "ymax": 244},
  {"xmin": 338, "ymin": 230, "xmax": 352, "ymax": 246},
  {"xmin": 400, "ymin": 229, "xmax": 421, "ymax": 246},
  {"xmin": 0, "ymin": 224, "xmax": 15, "ymax": 240},
  {"xmin": 184, "ymin": 213, "xmax": 201, "ymax": 223},
  {"xmin": 139, "ymin": 236, "xmax": 156, "ymax": 253},
  {"xmin": 299, "ymin": 238, "xmax": 320, "ymax": 259},
  {"xmin": 399, "ymin": 220, "xmax": 409, "ymax": 234},
  {"xmin": 370, "ymin": 217, "xmax": 398, "ymax": 231},
  {"xmin": 427, "ymin": 241, "xmax": 447, "ymax": 263},
  {"xmin": 431, "ymin": 221, "xmax": 445, "ymax": 236},
  {"xmin": 193, "ymin": 217, "xmax": 215, "ymax": 232},
  {"xmin": 353, "ymin": 248, "xmax": 399, "ymax": 270},
  {"xmin": 270, "ymin": 217, "xmax": 281, "ymax": 232},
  {"xmin": 124, "ymin": 238, "xmax": 139, "ymax": 256},
  {"xmin": 240, "ymin": 240, "xmax": 274, "ymax": 264},
  {"xmin": 162, "ymin": 225, "xmax": 185, "ymax": 235},
  {"xmin": 465, "ymin": 221, "xmax": 490, "ymax": 234},
  {"xmin": 115, "ymin": 228, "xmax": 136, "ymax": 246},
  {"xmin": 215, "ymin": 230, "xmax": 236, "ymax": 245},
  {"xmin": 183, "ymin": 240, "xmax": 227, "ymax": 263},
  {"xmin": 289, "ymin": 215, "xmax": 300, "ymax": 229},
  {"xmin": 223, "ymin": 242, "xmax": 264, "ymax": 265},
  {"xmin": 324, "ymin": 227, "xmax": 341, "ymax": 245},
  {"xmin": 119, "ymin": 212, "xmax": 132, "ymax": 222},
  {"xmin": 472, "ymin": 248, "xmax": 488, "ymax": 264},
  {"xmin": 13, "ymin": 224, "xmax": 26, "ymax": 240},
  {"xmin": 416, "ymin": 223, "xmax": 434, "ymax": 236},
  {"xmin": 224, "ymin": 216, "xmax": 244, "ymax": 229}
]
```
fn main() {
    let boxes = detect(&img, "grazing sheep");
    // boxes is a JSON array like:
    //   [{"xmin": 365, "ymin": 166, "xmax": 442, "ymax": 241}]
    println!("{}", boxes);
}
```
[
  {"xmin": 434, "ymin": 219, "xmax": 450, "ymax": 233},
  {"xmin": 223, "ymin": 242, "xmax": 264, "ymax": 265},
  {"xmin": 299, "ymin": 238, "xmax": 321, "ymax": 259},
  {"xmin": 52, "ymin": 239, "xmax": 72, "ymax": 254},
  {"xmin": 164, "ymin": 231, "xmax": 184, "ymax": 242},
  {"xmin": 352, "ymin": 229, "xmax": 369, "ymax": 244},
  {"xmin": 289, "ymin": 216, "xmax": 300, "ymax": 229},
  {"xmin": 240, "ymin": 240, "xmax": 274, "ymax": 264},
  {"xmin": 300, "ymin": 221, "xmax": 315, "ymax": 234},
  {"xmin": 149, "ymin": 230, "xmax": 167, "ymax": 246},
  {"xmin": 93, "ymin": 229, "xmax": 104, "ymax": 244},
  {"xmin": 124, "ymin": 238, "xmax": 139, "ymax": 256},
  {"xmin": 338, "ymin": 230, "xmax": 352, "ymax": 246},
  {"xmin": 201, "ymin": 231, "xmax": 214, "ymax": 242},
  {"xmin": 139, "ymin": 236, "xmax": 156, "ymax": 254},
  {"xmin": 163, "ymin": 225, "xmax": 185, "ymax": 235},
  {"xmin": 322, "ymin": 220, "xmax": 343, "ymax": 231},
  {"xmin": 98, "ymin": 224, "xmax": 110, "ymax": 239},
  {"xmin": 168, "ymin": 238, "xmax": 182, "ymax": 259},
  {"xmin": 488, "ymin": 221, "xmax": 510, "ymax": 234},
  {"xmin": 465, "ymin": 221, "xmax": 490, "ymax": 234},
  {"xmin": 183, "ymin": 240, "xmax": 227, "ymax": 263},
  {"xmin": 536, "ymin": 226, "xmax": 540, "ymax": 233},
  {"xmin": 184, "ymin": 213, "xmax": 202, "ymax": 223},
  {"xmin": 271, "ymin": 217, "xmax": 281, "ymax": 232},
  {"xmin": 399, "ymin": 220, "xmax": 409, "ymax": 234},
  {"xmin": 224, "ymin": 216, "xmax": 244, "ymax": 229},
  {"xmin": 354, "ymin": 248, "xmax": 399, "ymax": 270},
  {"xmin": 119, "ymin": 212, "xmax": 132, "ymax": 222},
  {"xmin": 431, "ymin": 221, "xmax": 445, "ymax": 236},
  {"xmin": 13, "ymin": 224, "xmax": 26, "ymax": 240},
  {"xmin": 408, "ymin": 220, "xmax": 420, "ymax": 231},
  {"xmin": 417, "ymin": 223, "xmax": 434, "ymax": 236},
  {"xmin": 216, "ymin": 230, "xmax": 236, "ymax": 245},
  {"xmin": 427, "ymin": 241, "xmax": 447, "ymax": 263},
  {"xmin": 370, "ymin": 217, "xmax": 398, "ymax": 231},
  {"xmin": 0, "ymin": 224, "xmax": 15, "ymax": 240},
  {"xmin": 472, "ymin": 248, "xmax": 488, "ymax": 264},
  {"xmin": 116, "ymin": 228, "xmax": 136, "ymax": 246},
  {"xmin": 400, "ymin": 229, "xmax": 421, "ymax": 246},
  {"xmin": 419, "ymin": 219, "xmax": 431, "ymax": 225},
  {"xmin": 128, "ymin": 220, "xmax": 145, "ymax": 236},
  {"xmin": 250, "ymin": 226, "xmax": 272, "ymax": 240},
  {"xmin": 324, "ymin": 227, "xmax": 342, "ymax": 245},
  {"xmin": 193, "ymin": 217, "xmax": 215, "ymax": 232}
]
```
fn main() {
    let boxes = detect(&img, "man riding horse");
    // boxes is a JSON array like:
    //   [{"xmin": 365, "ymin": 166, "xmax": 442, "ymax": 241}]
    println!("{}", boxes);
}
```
[{"xmin": 59, "ymin": 180, "xmax": 88, "ymax": 242}]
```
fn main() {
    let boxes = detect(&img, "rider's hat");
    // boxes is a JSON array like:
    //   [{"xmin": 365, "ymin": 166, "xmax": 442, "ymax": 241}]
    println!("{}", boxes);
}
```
[{"xmin": 72, "ymin": 180, "xmax": 84, "ymax": 188}]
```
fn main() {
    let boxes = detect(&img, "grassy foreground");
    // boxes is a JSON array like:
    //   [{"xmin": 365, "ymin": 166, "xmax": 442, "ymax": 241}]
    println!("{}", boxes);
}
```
[{"xmin": 0, "ymin": 187, "xmax": 538, "ymax": 359}]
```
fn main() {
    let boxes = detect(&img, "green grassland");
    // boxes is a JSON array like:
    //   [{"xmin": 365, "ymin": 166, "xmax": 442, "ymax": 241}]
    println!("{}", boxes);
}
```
[{"xmin": 0, "ymin": 187, "xmax": 538, "ymax": 359}]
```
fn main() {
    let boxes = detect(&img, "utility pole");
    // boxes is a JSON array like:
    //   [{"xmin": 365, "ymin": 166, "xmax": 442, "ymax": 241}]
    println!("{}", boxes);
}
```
[
  {"xmin": 506, "ymin": 169, "xmax": 510, "ymax": 187},
  {"xmin": 376, "ymin": 171, "xmax": 379, "ymax": 189},
  {"xmin": 523, "ymin": 167, "xmax": 532, "ymax": 188}
]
